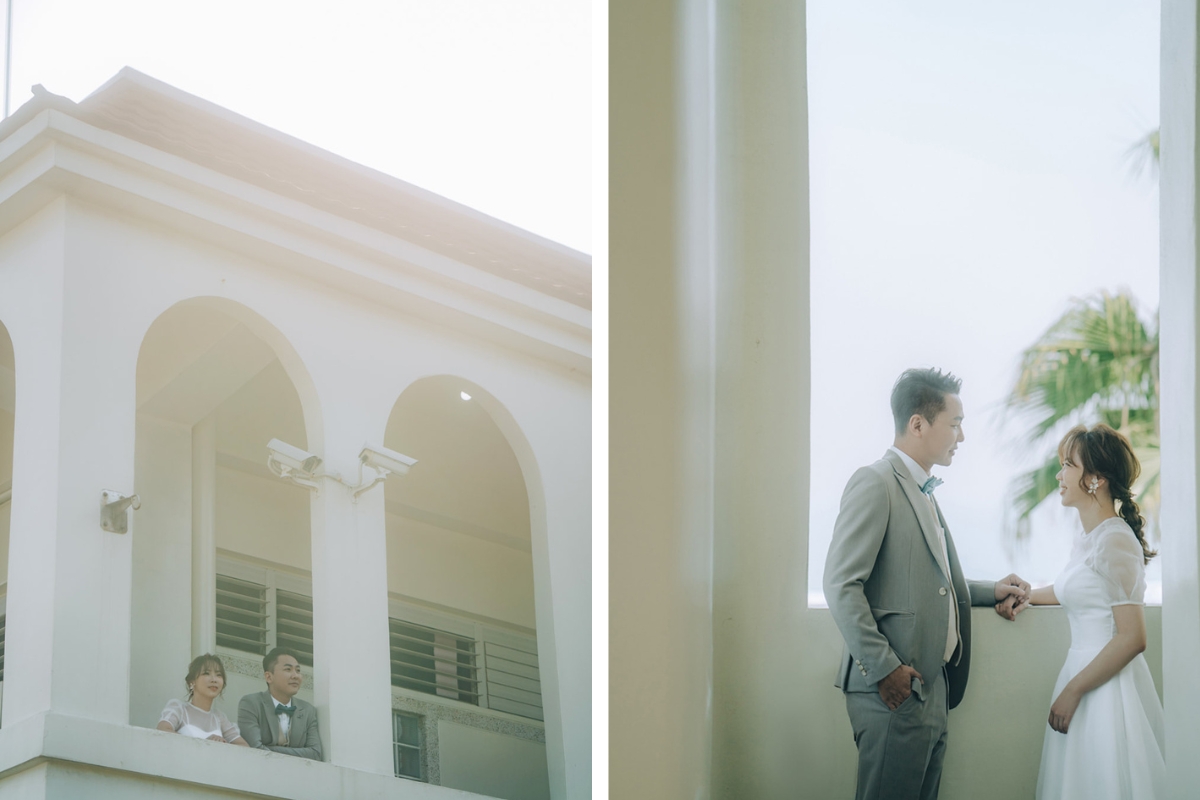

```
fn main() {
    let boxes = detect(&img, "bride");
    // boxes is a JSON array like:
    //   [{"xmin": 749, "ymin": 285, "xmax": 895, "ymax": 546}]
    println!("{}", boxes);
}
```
[{"xmin": 1019, "ymin": 423, "xmax": 1165, "ymax": 799}]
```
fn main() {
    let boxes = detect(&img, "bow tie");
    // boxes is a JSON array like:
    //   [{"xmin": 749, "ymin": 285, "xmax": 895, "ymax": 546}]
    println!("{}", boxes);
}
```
[
  {"xmin": 920, "ymin": 476, "xmax": 943, "ymax": 496},
  {"xmin": 277, "ymin": 704, "xmax": 296, "ymax": 717}
]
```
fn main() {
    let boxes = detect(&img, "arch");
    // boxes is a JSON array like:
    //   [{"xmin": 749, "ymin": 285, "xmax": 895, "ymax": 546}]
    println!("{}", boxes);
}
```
[
  {"xmin": 380, "ymin": 373, "xmax": 554, "ymax": 798},
  {"xmin": 133, "ymin": 296, "xmax": 324, "ymax": 456},
  {"xmin": 129, "ymin": 296, "xmax": 323, "ymax": 729}
]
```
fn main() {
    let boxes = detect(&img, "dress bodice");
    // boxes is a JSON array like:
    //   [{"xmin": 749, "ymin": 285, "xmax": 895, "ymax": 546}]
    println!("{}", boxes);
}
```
[{"xmin": 1052, "ymin": 518, "xmax": 1146, "ymax": 652}]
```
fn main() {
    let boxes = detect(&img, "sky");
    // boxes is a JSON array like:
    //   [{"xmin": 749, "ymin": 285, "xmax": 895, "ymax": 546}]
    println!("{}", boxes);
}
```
[
  {"xmin": 5, "ymin": 0, "xmax": 591, "ymax": 254},
  {"xmin": 805, "ymin": 0, "xmax": 1162, "ymax": 602}
]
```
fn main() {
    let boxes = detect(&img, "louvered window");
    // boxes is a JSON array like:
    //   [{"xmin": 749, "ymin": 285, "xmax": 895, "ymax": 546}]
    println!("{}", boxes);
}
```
[
  {"xmin": 387, "ymin": 603, "xmax": 544, "ymax": 722},
  {"xmin": 216, "ymin": 575, "xmax": 268, "ymax": 655},
  {"xmin": 389, "ymin": 618, "xmax": 480, "ymax": 704},
  {"xmin": 275, "ymin": 590, "xmax": 314, "ymax": 667},
  {"xmin": 392, "ymin": 711, "xmax": 424, "ymax": 781},
  {"xmin": 215, "ymin": 560, "xmax": 313, "ymax": 664}
]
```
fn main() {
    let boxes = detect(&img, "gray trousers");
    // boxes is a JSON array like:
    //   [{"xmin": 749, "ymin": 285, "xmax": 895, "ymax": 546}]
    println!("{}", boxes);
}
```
[{"xmin": 844, "ymin": 667, "xmax": 949, "ymax": 800}]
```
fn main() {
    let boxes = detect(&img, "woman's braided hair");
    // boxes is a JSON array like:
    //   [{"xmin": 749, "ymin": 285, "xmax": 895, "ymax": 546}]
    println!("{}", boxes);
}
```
[{"xmin": 1058, "ymin": 423, "xmax": 1156, "ymax": 564}]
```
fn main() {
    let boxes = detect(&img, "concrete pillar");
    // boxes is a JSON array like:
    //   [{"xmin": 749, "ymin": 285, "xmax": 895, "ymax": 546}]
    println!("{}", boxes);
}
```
[
  {"xmin": 130, "ymin": 415, "xmax": 193, "ymax": 728},
  {"xmin": 523, "ymin": 406, "xmax": 590, "ymax": 800},
  {"xmin": 1159, "ymin": 2, "xmax": 1200, "ymax": 796},
  {"xmin": 610, "ymin": 1, "xmax": 718, "ymax": 797},
  {"xmin": 191, "ymin": 413, "xmax": 217, "ymax": 655},
  {"xmin": 309, "ymin": 436, "xmax": 394, "ymax": 774},
  {"xmin": 0, "ymin": 200, "xmax": 136, "ymax": 725},
  {"xmin": 709, "ymin": 4, "xmax": 811, "ymax": 798}
]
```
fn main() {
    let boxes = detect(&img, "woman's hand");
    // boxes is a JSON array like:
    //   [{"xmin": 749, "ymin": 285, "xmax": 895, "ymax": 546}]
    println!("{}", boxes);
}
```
[
  {"xmin": 1049, "ymin": 686, "xmax": 1081, "ymax": 733},
  {"xmin": 207, "ymin": 733, "xmax": 225, "ymax": 742}
]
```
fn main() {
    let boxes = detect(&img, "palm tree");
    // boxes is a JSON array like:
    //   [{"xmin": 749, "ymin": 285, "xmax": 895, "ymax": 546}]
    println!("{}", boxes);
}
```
[{"xmin": 1001, "ymin": 290, "xmax": 1159, "ymax": 543}]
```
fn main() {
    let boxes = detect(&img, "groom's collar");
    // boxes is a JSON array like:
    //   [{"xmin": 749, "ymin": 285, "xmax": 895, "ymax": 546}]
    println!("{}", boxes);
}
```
[{"xmin": 887, "ymin": 445, "xmax": 932, "ymax": 485}]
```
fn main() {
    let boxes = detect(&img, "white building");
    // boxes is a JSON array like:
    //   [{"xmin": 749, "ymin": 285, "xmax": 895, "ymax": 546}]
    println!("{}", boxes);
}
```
[{"xmin": 0, "ymin": 68, "xmax": 590, "ymax": 800}]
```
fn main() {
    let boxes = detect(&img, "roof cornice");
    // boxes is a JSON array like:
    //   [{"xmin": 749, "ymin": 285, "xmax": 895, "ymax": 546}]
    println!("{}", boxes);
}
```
[{"xmin": 0, "ymin": 72, "xmax": 590, "ymax": 373}]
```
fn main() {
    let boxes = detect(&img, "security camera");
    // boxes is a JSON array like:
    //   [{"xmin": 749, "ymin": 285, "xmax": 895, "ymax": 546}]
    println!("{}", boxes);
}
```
[
  {"xmin": 359, "ymin": 443, "xmax": 417, "ymax": 477},
  {"xmin": 267, "ymin": 438, "xmax": 322, "ymax": 476}
]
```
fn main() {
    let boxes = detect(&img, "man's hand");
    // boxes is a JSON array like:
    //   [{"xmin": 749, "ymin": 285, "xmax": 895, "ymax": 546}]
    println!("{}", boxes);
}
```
[
  {"xmin": 878, "ymin": 664, "xmax": 923, "ymax": 711},
  {"xmin": 992, "ymin": 573, "xmax": 1031, "ymax": 620}
]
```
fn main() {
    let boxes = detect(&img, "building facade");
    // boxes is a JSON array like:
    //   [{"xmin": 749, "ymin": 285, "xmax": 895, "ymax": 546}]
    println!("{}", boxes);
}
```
[{"xmin": 0, "ymin": 68, "xmax": 590, "ymax": 800}]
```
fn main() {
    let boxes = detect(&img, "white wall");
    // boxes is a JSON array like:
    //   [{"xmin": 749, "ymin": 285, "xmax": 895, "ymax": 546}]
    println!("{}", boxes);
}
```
[
  {"xmin": 215, "ymin": 467, "xmax": 311, "ymax": 573},
  {"xmin": 1159, "ymin": 4, "xmax": 1200, "ymax": 797},
  {"xmin": 386, "ymin": 515, "xmax": 535, "ymax": 630},
  {"xmin": 437, "ymin": 720, "xmax": 550, "ymax": 800}
]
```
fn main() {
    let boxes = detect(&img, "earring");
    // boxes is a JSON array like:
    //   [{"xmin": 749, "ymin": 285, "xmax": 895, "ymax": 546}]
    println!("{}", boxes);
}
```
[{"xmin": 1088, "ymin": 478, "xmax": 1099, "ymax": 495}]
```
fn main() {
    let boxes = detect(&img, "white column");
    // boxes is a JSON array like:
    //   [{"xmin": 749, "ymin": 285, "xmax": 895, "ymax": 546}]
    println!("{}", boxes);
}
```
[
  {"xmin": 1159, "ymin": 2, "xmax": 1200, "ymax": 796},
  {"xmin": 0, "ymin": 201, "xmax": 137, "ymax": 725},
  {"xmin": 129, "ymin": 415, "xmax": 193, "ymax": 728},
  {"xmin": 610, "ymin": 0, "xmax": 718, "ymax": 796},
  {"xmin": 309, "ymin": 443, "xmax": 394, "ymax": 774},
  {"xmin": 710, "ymin": 3, "xmax": 811, "ymax": 795},
  {"xmin": 191, "ymin": 413, "xmax": 217, "ymax": 655},
  {"xmin": 0, "ymin": 240, "xmax": 67, "ymax": 725},
  {"xmin": 524, "ymin": 411, "xmax": 590, "ymax": 800}
]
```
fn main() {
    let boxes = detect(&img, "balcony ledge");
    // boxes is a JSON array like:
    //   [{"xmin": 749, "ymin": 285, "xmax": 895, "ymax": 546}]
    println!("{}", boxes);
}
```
[{"xmin": 0, "ymin": 712, "xmax": 489, "ymax": 800}]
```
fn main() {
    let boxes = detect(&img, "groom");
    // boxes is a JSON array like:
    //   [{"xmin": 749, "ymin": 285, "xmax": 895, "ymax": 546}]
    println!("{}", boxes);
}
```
[
  {"xmin": 238, "ymin": 647, "xmax": 323, "ymax": 761},
  {"xmin": 824, "ymin": 368, "xmax": 1029, "ymax": 800}
]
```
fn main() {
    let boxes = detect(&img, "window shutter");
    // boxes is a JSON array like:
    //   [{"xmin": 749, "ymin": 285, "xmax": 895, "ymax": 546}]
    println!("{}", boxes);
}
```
[
  {"xmin": 215, "ymin": 574, "xmax": 268, "ymax": 655},
  {"xmin": 388, "ymin": 618, "xmax": 480, "ymax": 704},
  {"xmin": 275, "ymin": 589, "xmax": 314, "ymax": 667}
]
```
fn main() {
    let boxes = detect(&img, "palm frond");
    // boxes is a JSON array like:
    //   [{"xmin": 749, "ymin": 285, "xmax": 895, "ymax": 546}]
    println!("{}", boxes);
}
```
[
  {"xmin": 1000, "ymin": 289, "xmax": 1159, "ymax": 545},
  {"xmin": 1125, "ymin": 127, "xmax": 1160, "ymax": 180},
  {"xmin": 1003, "ymin": 292, "xmax": 1154, "ymax": 446}
]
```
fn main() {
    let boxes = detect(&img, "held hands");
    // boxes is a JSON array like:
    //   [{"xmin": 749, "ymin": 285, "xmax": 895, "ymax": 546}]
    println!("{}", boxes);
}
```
[
  {"xmin": 993, "ymin": 573, "xmax": 1032, "ymax": 621},
  {"xmin": 1049, "ymin": 686, "xmax": 1081, "ymax": 733},
  {"xmin": 878, "ymin": 664, "xmax": 923, "ymax": 711}
]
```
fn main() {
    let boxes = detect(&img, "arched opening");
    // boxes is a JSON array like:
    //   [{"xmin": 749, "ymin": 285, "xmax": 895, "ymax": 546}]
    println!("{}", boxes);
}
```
[
  {"xmin": 130, "ymin": 299, "xmax": 318, "ymax": 731},
  {"xmin": 0, "ymin": 321, "xmax": 13, "ymax": 718},
  {"xmin": 381, "ymin": 375, "xmax": 549, "ymax": 798}
]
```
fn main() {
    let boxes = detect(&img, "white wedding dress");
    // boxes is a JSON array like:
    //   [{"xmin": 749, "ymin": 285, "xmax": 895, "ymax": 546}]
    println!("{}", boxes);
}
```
[{"xmin": 1035, "ymin": 517, "xmax": 1166, "ymax": 799}]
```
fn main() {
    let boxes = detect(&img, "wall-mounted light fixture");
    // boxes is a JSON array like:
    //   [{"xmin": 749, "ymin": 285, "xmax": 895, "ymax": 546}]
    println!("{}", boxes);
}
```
[{"xmin": 101, "ymin": 489, "xmax": 141, "ymax": 533}]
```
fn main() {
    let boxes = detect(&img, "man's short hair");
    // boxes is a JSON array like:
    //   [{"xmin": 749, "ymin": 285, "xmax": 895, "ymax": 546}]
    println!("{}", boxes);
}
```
[
  {"xmin": 263, "ymin": 646, "xmax": 302, "ymax": 674},
  {"xmin": 890, "ymin": 368, "xmax": 962, "ymax": 435}
]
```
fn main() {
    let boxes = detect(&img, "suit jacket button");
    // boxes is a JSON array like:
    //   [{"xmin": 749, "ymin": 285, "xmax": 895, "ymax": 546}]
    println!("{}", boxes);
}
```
[{"xmin": 939, "ymin": 587, "xmax": 948, "ymax": 596}]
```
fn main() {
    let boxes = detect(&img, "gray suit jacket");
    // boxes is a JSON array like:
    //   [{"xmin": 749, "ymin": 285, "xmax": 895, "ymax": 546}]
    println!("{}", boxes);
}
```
[
  {"xmin": 237, "ymin": 691, "xmax": 323, "ymax": 761},
  {"xmin": 823, "ymin": 449, "xmax": 995, "ymax": 710}
]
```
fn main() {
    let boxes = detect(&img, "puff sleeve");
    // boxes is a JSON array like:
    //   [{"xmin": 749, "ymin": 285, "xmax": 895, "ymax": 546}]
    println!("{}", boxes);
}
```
[
  {"xmin": 159, "ymin": 698, "xmax": 185, "ymax": 731},
  {"xmin": 216, "ymin": 708, "xmax": 241, "ymax": 742},
  {"xmin": 1087, "ymin": 523, "xmax": 1146, "ymax": 606}
]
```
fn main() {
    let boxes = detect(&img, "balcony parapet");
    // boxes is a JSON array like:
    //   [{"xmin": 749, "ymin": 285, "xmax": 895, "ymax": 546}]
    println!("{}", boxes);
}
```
[{"xmin": 0, "ymin": 712, "xmax": 490, "ymax": 799}]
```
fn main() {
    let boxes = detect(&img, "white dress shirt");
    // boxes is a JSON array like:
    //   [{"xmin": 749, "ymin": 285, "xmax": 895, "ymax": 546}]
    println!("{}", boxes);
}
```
[
  {"xmin": 271, "ymin": 696, "xmax": 294, "ymax": 744},
  {"xmin": 889, "ymin": 446, "xmax": 959, "ymax": 663}
]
